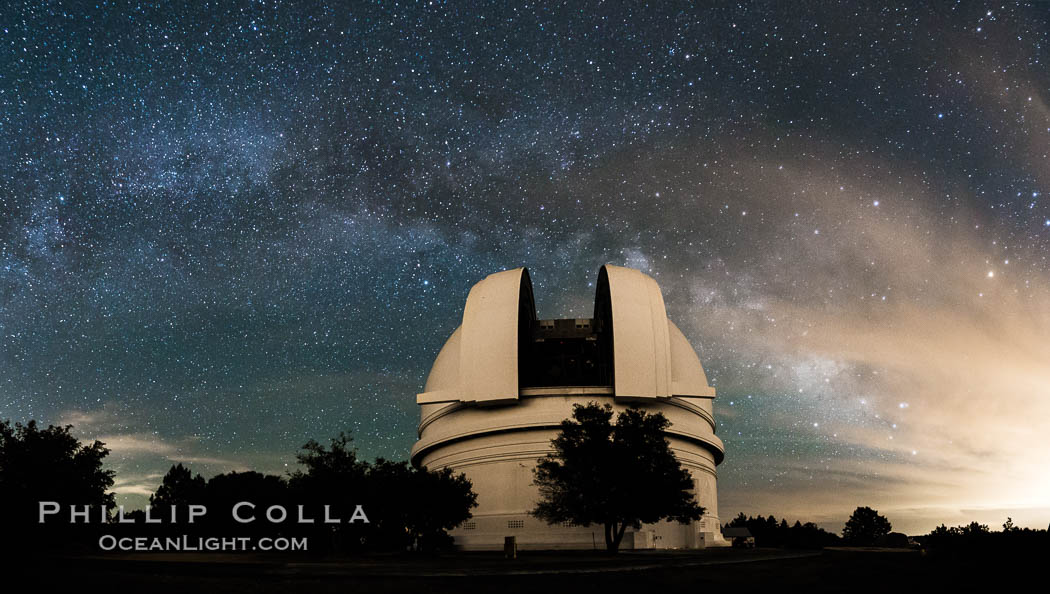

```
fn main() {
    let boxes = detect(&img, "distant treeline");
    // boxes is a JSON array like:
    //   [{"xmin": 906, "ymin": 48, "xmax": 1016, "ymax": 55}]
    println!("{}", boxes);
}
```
[
  {"xmin": 727, "ymin": 509, "xmax": 1050, "ymax": 556},
  {"xmin": 920, "ymin": 519, "xmax": 1050, "ymax": 561},
  {"xmin": 1, "ymin": 420, "xmax": 477, "ymax": 555},
  {"xmin": 725, "ymin": 513, "xmax": 841, "ymax": 549}
]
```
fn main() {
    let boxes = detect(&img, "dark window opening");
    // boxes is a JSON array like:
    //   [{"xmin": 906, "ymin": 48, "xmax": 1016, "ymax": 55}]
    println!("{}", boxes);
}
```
[{"xmin": 520, "ymin": 317, "xmax": 613, "ymax": 387}]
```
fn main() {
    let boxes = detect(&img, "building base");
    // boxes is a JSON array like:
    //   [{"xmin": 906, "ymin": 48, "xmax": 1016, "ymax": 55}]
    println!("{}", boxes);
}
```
[{"xmin": 450, "ymin": 513, "xmax": 729, "ymax": 551}]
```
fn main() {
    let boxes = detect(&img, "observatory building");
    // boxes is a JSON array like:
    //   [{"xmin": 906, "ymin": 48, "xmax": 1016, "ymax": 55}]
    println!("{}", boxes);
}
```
[{"xmin": 410, "ymin": 265, "xmax": 726, "ymax": 550}]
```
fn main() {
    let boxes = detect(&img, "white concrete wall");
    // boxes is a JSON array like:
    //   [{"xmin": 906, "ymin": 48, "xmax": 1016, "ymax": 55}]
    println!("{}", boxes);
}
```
[{"xmin": 415, "ymin": 392, "xmax": 725, "ymax": 550}]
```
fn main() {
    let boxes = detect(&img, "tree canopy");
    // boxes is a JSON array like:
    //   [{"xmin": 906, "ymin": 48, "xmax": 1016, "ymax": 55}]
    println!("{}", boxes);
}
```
[
  {"xmin": 287, "ymin": 432, "xmax": 478, "ymax": 552},
  {"xmin": 531, "ymin": 402, "xmax": 704, "ymax": 552},
  {"xmin": 0, "ymin": 419, "xmax": 115, "ymax": 554},
  {"xmin": 150, "ymin": 462, "xmax": 206, "ymax": 509},
  {"xmin": 0, "ymin": 419, "xmax": 115, "ymax": 520}
]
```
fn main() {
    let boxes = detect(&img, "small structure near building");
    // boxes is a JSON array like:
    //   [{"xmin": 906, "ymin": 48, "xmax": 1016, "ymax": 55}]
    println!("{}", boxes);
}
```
[
  {"xmin": 875, "ymin": 532, "xmax": 914, "ymax": 548},
  {"xmin": 723, "ymin": 527, "xmax": 755, "ymax": 548}
]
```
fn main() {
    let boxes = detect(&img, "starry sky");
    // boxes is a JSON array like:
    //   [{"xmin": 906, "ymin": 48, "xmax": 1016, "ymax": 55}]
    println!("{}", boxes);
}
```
[{"xmin": 2, "ymin": 2, "xmax": 1049, "ymax": 535}]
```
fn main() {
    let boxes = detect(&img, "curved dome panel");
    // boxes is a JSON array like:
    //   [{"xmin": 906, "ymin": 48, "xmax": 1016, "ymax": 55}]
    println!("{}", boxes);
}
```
[
  {"xmin": 422, "ymin": 325, "xmax": 461, "ymax": 394},
  {"xmin": 417, "ymin": 267, "xmax": 537, "ymax": 405},
  {"xmin": 668, "ymin": 320, "xmax": 716, "ymax": 398},
  {"xmin": 595, "ymin": 264, "xmax": 672, "ymax": 398},
  {"xmin": 461, "ymin": 267, "xmax": 536, "ymax": 403},
  {"xmin": 417, "ymin": 265, "xmax": 715, "ymax": 405}
]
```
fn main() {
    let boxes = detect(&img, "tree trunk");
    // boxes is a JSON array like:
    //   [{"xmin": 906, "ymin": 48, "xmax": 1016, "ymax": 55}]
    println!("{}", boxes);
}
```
[
  {"xmin": 604, "ymin": 521, "xmax": 629, "ymax": 553},
  {"xmin": 614, "ymin": 522, "xmax": 628, "ymax": 551}
]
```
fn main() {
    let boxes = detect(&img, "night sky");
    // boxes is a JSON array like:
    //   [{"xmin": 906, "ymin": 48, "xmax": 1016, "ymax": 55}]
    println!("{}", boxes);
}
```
[{"xmin": 2, "ymin": 2, "xmax": 1049, "ymax": 534}]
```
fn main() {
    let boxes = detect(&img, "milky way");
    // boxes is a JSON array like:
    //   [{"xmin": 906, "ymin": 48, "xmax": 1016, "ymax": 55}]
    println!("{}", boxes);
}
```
[{"xmin": 2, "ymin": 2, "xmax": 1049, "ymax": 533}]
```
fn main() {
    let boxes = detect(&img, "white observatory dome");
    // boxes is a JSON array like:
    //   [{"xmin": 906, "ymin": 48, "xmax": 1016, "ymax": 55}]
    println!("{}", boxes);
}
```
[{"xmin": 411, "ymin": 264, "xmax": 726, "ymax": 550}]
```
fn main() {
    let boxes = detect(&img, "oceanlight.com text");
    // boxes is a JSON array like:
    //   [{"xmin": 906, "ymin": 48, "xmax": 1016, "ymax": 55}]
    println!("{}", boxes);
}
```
[{"xmin": 97, "ymin": 535, "xmax": 308, "ymax": 552}]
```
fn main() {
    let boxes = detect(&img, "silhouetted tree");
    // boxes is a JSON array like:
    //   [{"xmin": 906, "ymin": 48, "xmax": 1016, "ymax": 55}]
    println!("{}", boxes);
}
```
[
  {"xmin": 532, "ymin": 402, "xmax": 704, "ymax": 553},
  {"xmin": 205, "ymin": 471, "xmax": 289, "ymax": 524},
  {"xmin": 364, "ymin": 458, "xmax": 477, "ymax": 551},
  {"xmin": 150, "ymin": 463, "xmax": 206, "ymax": 512},
  {"xmin": 288, "ymin": 432, "xmax": 371, "ymax": 551},
  {"xmin": 290, "ymin": 432, "xmax": 368, "ymax": 485},
  {"xmin": 0, "ymin": 419, "xmax": 115, "ymax": 553},
  {"xmin": 289, "ymin": 432, "xmax": 477, "ymax": 552},
  {"xmin": 959, "ymin": 521, "xmax": 990, "ymax": 537},
  {"xmin": 842, "ymin": 506, "xmax": 892, "ymax": 545}
]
